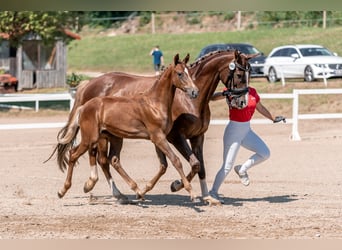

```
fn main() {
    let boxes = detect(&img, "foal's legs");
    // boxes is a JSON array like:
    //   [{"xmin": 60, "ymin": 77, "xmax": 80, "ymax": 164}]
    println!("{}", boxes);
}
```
[
  {"xmin": 108, "ymin": 136, "xmax": 144, "ymax": 199},
  {"xmin": 58, "ymin": 143, "xmax": 89, "ymax": 198},
  {"xmin": 139, "ymin": 146, "xmax": 168, "ymax": 196},
  {"xmin": 152, "ymin": 134, "xmax": 197, "ymax": 201},
  {"xmin": 96, "ymin": 136, "xmax": 129, "ymax": 202},
  {"xmin": 83, "ymin": 146, "xmax": 99, "ymax": 193},
  {"xmin": 167, "ymin": 132, "xmax": 200, "ymax": 191}
]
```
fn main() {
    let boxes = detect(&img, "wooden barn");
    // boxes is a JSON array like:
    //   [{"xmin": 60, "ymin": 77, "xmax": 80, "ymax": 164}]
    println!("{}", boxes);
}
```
[{"xmin": 0, "ymin": 29, "xmax": 80, "ymax": 91}]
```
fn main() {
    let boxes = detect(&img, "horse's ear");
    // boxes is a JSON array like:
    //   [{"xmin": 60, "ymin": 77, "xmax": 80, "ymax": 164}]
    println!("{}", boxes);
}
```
[
  {"xmin": 183, "ymin": 53, "xmax": 190, "ymax": 64},
  {"xmin": 247, "ymin": 53, "xmax": 260, "ymax": 60},
  {"xmin": 174, "ymin": 54, "xmax": 180, "ymax": 65},
  {"xmin": 234, "ymin": 49, "xmax": 239, "ymax": 59}
]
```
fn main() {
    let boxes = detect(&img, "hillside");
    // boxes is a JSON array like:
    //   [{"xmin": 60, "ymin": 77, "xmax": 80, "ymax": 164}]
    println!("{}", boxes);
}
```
[{"xmin": 80, "ymin": 12, "xmax": 254, "ymax": 37}]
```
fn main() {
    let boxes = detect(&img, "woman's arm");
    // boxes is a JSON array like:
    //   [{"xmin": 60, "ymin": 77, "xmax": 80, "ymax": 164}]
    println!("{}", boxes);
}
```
[
  {"xmin": 211, "ymin": 91, "xmax": 226, "ymax": 101},
  {"xmin": 256, "ymin": 102, "xmax": 274, "ymax": 121}
]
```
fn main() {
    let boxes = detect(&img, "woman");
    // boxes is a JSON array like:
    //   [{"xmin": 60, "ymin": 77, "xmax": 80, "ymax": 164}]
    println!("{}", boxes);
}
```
[{"xmin": 209, "ymin": 85, "xmax": 285, "ymax": 203}]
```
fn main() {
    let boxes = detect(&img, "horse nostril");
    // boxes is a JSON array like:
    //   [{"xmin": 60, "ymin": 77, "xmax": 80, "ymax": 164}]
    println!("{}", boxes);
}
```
[{"xmin": 192, "ymin": 90, "xmax": 199, "ymax": 98}]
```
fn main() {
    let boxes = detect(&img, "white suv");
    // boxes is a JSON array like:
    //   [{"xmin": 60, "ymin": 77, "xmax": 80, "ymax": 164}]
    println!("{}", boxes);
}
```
[{"xmin": 264, "ymin": 44, "xmax": 342, "ymax": 83}]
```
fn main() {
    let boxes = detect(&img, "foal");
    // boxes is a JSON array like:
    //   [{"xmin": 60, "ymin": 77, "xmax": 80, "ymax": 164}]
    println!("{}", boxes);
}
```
[{"xmin": 57, "ymin": 54, "xmax": 199, "ymax": 201}]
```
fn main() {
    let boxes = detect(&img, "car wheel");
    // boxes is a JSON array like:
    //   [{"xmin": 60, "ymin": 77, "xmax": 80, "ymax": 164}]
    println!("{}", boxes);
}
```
[
  {"xmin": 267, "ymin": 67, "xmax": 278, "ymax": 83},
  {"xmin": 304, "ymin": 66, "xmax": 314, "ymax": 82}
]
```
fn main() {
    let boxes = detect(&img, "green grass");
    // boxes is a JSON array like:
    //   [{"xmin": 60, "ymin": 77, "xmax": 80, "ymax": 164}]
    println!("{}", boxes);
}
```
[{"xmin": 67, "ymin": 26, "xmax": 342, "ymax": 73}]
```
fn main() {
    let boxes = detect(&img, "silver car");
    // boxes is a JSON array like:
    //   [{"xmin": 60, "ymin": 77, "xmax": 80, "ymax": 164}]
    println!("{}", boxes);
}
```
[{"xmin": 264, "ymin": 44, "xmax": 342, "ymax": 83}]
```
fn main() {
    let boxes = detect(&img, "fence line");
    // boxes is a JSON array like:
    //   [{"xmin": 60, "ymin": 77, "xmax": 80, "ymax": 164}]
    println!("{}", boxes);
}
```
[
  {"xmin": 291, "ymin": 88, "xmax": 342, "ymax": 141},
  {"xmin": 1, "ymin": 90, "xmax": 342, "ymax": 141},
  {"xmin": 0, "ymin": 93, "xmax": 74, "ymax": 112}
]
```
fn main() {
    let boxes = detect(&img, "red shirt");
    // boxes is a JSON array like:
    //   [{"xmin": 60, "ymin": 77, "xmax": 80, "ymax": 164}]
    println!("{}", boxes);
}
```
[{"xmin": 229, "ymin": 87, "xmax": 260, "ymax": 122}]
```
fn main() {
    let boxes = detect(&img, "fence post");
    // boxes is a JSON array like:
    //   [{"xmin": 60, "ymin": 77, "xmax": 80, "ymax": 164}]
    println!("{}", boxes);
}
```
[
  {"xmin": 70, "ymin": 95, "xmax": 75, "ymax": 111},
  {"xmin": 237, "ymin": 11, "xmax": 241, "ymax": 30},
  {"xmin": 151, "ymin": 13, "xmax": 155, "ymax": 34},
  {"xmin": 323, "ymin": 64, "xmax": 327, "ymax": 87},
  {"xmin": 35, "ymin": 99, "xmax": 39, "ymax": 112},
  {"xmin": 291, "ymin": 90, "xmax": 301, "ymax": 141},
  {"xmin": 280, "ymin": 67, "xmax": 286, "ymax": 87}
]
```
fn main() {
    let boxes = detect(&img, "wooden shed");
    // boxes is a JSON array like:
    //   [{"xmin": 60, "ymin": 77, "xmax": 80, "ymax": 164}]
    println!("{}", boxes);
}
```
[{"xmin": 0, "ymin": 29, "xmax": 80, "ymax": 91}]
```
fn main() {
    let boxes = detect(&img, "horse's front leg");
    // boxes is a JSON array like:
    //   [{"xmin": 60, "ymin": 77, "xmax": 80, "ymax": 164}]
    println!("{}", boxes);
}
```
[
  {"xmin": 169, "ymin": 134, "xmax": 221, "ymax": 206},
  {"xmin": 167, "ymin": 132, "xmax": 200, "ymax": 192},
  {"xmin": 139, "ymin": 146, "xmax": 168, "ymax": 197},
  {"xmin": 154, "ymin": 136, "xmax": 198, "ymax": 202},
  {"xmin": 190, "ymin": 136, "xmax": 221, "ymax": 206}
]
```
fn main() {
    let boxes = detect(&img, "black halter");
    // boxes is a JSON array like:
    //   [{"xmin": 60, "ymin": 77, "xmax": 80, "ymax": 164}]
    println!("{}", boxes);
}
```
[
  {"xmin": 224, "ymin": 61, "xmax": 251, "ymax": 89},
  {"xmin": 222, "ymin": 60, "xmax": 251, "ymax": 98}
]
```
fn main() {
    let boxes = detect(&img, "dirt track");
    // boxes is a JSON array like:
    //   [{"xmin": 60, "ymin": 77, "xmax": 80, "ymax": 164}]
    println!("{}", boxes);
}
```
[{"xmin": 0, "ymin": 113, "xmax": 341, "ymax": 239}]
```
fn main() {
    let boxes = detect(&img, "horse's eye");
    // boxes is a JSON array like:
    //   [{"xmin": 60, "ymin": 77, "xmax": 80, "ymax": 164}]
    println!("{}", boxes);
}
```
[{"xmin": 177, "ymin": 72, "xmax": 183, "ymax": 77}]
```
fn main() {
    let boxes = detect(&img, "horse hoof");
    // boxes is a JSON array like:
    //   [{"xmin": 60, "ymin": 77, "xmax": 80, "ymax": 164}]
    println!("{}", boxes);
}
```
[
  {"xmin": 83, "ymin": 183, "xmax": 93, "ymax": 193},
  {"xmin": 116, "ymin": 197, "xmax": 130, "ymax": 205},
  {"xmin": 83, "ymin": 178, "xmax": 97, "ymax": 193},
  {"xmin": 136, "ymin": 193, "xmax": 145, "ymax": 201},
  {"xmin": 203, "ymin": 196, "xmax": 222, "ymax": 206},
  {"xmin": 114, "ymin": 193, "xmax": 129, "ymax": 201},
  {"xmin": 191, "ymin": 196, "xmax": 201, "ymax": 203},
  {"xmin": 170, "ymin": 179, "xmax": 182, "ymax": 192},
  {"xmin": 57, "ymin": 191, "xmax": 64, "ymax": 199}
]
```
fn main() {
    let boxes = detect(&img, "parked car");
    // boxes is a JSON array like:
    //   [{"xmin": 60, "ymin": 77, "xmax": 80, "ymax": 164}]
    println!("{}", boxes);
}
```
[
  {"xmin": 196, "ymin": 43, "xmax": 266, "ymax": 77},
  {"xmin": 264, "ymin": 44, "xmax": 342, "ymax": 83}
]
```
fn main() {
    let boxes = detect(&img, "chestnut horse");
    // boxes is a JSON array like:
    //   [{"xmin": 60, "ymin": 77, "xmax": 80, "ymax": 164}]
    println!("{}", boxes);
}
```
[
  {"xmin": 48, "ymin": 50, "xmax": 255, "ymax": 205},
  {"xmin": 56, "ymin": 54, "xmax": 200, "ymax": 200}
]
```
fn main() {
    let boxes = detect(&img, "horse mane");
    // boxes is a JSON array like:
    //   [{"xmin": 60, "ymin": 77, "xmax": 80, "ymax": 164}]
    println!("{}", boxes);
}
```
[{"xmin": 189, "ymin": 49, "xmax": 235, "ymax": 80}]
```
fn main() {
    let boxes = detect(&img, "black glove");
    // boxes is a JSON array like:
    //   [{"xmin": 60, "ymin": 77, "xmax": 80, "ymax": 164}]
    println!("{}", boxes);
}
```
[
  {"xmin": 222, "ymin": 90, "xmax": 230, "ymax": 96},
  {"xmin": 273, "ymin": 116, "xmax": 286, "ymax": 123}
]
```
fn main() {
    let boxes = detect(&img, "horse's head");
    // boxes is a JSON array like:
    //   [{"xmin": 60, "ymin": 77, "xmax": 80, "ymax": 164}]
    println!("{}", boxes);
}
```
[
  {"xmin": 172, "ymin": 53, "xmax": 199, "ymax": 99},
  {"xmin": 220, "ymin": 49, "xmax": 258, "ymax": 109}
]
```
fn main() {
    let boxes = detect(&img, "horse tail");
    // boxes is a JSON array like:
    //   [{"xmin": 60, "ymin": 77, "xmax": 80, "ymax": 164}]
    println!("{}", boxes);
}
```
[
  {"xmin": 57, "ymin": 106, "xmax": 81, "ymax": 145},
  {"xmin": 44, "ymin": 106, "xmax": 82, "ymax": 172},
  {"xmin": 56, "ymin": 106, "xmax": 83, "ymax": 172}
]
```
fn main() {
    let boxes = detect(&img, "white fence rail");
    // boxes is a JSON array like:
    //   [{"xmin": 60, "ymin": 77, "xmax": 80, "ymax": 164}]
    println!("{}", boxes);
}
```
[
  {"xmin": 0, "ymin": 93, "xmax": 74, "ymax": 112},
  {"xmin": 1, "ymin": 90, "xmax": 342, "ymax": 141},
  {"xmin": 291, "ymin": 88, "xmax": 342, "ymax": 141}
]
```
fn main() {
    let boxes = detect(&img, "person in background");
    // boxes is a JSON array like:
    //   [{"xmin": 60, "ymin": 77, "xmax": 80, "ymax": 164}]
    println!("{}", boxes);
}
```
[
  {"xmin": 209, "ymin": 85, "xmax": 286, "ymax": 203},
  {"xmin": 150, "ymin": 45, "xmax": 164, "ymax": 76}
]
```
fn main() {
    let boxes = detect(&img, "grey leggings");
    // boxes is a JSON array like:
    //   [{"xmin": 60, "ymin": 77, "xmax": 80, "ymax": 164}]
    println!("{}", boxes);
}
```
[{"xmin": 211, "ymin": 121, "xmax": 270, "ymax": 194}]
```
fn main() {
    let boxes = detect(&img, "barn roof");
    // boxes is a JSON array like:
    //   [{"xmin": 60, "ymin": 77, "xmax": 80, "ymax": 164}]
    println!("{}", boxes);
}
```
[{"xmin": 63, "ymin": 29, "xmax": 81, "ymax": 40}]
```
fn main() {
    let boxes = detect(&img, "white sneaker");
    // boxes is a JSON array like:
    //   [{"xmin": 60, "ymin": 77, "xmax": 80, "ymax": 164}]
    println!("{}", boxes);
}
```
[
  {"xmin": 209, "ymin": 190, "xmax": 224, "ymax": 204},
  {"xmin": 234, "ymin": 165, "xmax": 250, "ymax": 186}
]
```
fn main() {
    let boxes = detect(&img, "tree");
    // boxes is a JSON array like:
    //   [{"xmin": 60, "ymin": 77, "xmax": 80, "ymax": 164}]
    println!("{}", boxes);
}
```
[{"xmin": 0, "ymin": 11, "xmax": 85, "ymax": 47}]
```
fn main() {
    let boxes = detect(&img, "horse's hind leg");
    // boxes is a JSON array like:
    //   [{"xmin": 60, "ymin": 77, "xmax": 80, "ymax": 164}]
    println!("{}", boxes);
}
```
[
  {"xmin": 139, "ymin": 146, "xmax": 168, "ymax": 197},
  {"xmin": 109, "ymin": 137, "xmax": 143, "ymax": 199},
  {"xmin": 101, "ymin": 136, "xmax": 129, "ymax": 203},
  {"xmin": 83, "ymin": 145, "xmax": 99, "ymax": 193},
  {"xmin": 58, "ymin": 143, "xmax": 88, "ymax": 198}
]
